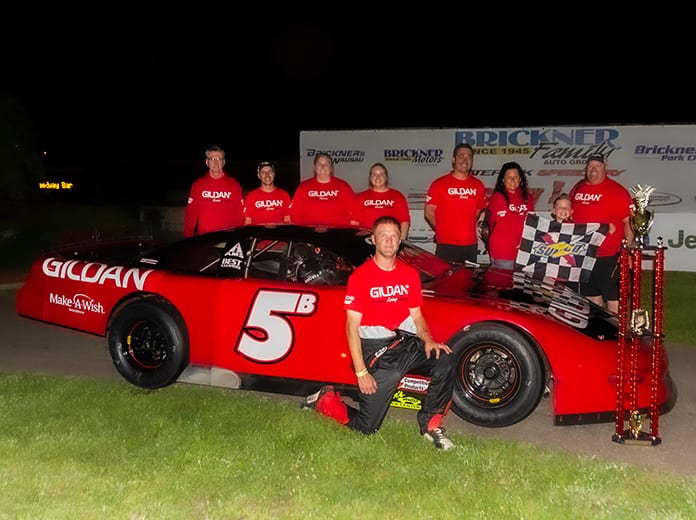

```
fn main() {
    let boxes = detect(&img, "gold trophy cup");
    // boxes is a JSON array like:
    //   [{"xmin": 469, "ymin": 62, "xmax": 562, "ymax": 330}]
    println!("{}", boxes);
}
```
[{"xmin": 629, "ymin": 184, "xmax": 655, "ymax": 248}]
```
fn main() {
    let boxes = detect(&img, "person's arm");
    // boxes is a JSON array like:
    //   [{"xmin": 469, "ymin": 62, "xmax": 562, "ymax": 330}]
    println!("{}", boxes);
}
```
[
  {"xmin": 289, "ymin": 186, "xmax": 305, "ymax": 225},
  {"xmin": 400, "ymin": 221, "xmax": 410, "ymax": 240},
  {"xmin": 350, "ymin": 193, "xmax": 362, "ymax": 228},
  {"xmin": 235, "ymin": 181, "xmax": 245, "ymax": 227},
  {"xmin": 183, "ymin": 185, "xmax": 199, "ymax": 237},
  {"xmin": 424, "ymin": 204, "xmax": 436, "ymax": 231},
  {"xmin": 409, "ymin": 306, "xmax": 451, "ymax": 359},
  {"xmin": 622, "ymin": 215, "xmax": 634, "ymax": 244},
  {"xmin": 346, "ymin": 309, "xmax": 376, "ymax": 394}
]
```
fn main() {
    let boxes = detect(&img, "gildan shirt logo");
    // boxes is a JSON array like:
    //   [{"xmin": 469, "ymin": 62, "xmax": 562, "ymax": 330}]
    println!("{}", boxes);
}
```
[
  {"xmin": 369, "ymin": 284, "xmax": 410, "ymax": 299},
  {"xmin": 573, "ymin": 193, "xmax": 602, "ymax": 203},
  {"xmin": 308, "ymin": 189, "xmax": 339, "ymax": 199},
  {"xmin": 508, "ymin": 203, "xmax": 529, "ymax": 213},
  {"xmin": 447, "ymin": 187, "xmax": 478, "ymax": 197},
  {"xmin": 364, "ymin": 199, "xmax": 395, "ymax": 208},
  {"xmin": 202, "ymin": 190, "xmax": 233, "ymax": 200},
  {"xmin": 255, "ymin": 200, "xmax": 285, "ymax": 209}
]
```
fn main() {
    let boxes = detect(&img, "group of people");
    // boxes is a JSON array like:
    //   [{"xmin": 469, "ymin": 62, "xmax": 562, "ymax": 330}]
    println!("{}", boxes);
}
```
[
  {"xmin": 183, "ymin": 146, "xmax": 410, "ymax": 239},
  {"xmin": 183, "ymin": 145, "xmax": 453, "ymax": 450},
  {"xmin": 424, "ymin": 145, "xmax": 634, "ymax": 315},
  {"xmin": 183, "ymin": 145, "xmax": 289, "ymax": 236},
  {"xmin": 183, "ymin": 144, "xmax": 635, "ymax": 450}
]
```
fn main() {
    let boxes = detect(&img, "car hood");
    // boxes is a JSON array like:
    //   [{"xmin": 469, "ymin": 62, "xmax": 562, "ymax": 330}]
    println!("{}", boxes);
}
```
[{"xmin": 423, "ymin": 265, "xmax": 619, "ymax": 340}]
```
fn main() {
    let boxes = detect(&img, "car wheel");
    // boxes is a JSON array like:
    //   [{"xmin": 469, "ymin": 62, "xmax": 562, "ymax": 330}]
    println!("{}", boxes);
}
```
[
  {"xmin": 450, "ymin": 323, "xmax": 545, "ymax": 428},
  {"xmin": 107, "ymin": 299, "xmax": 189, "ymax": 389}
]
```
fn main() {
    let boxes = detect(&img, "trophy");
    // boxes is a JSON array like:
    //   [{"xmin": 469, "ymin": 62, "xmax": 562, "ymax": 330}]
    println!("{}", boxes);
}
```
[
  {"xmin": 629, "ymin": 184, "xmax": 655, "ymax": 248},
  {"xmin": 613, "ymin": 183, "xmax": 665, "ymax": 447}
]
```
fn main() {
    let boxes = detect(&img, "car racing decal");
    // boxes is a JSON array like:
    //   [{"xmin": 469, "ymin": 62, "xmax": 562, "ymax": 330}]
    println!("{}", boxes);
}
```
[
  {"xmin": 390, "ymin": 390, "xmax": 422, "ymax": 410},
  {"xmin": 42, "ymin": 258, "xmax": 154, "ymax": 290},
  {"xmin": 236, "ymin": 288, "xmax": 318, "ymax": 362},
  {"xmin": 49, "ymin": 292, "xmax": 105, "ymax": 315},
  {"xmin": 221, "ymin": 241, "xmax": 245, "ymax": 270}
]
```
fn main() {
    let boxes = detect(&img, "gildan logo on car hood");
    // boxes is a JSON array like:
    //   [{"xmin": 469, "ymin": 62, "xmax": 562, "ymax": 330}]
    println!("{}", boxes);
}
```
[{"xmin": 42, "ymin": 258, "xmax": 153, "ymax": 290}]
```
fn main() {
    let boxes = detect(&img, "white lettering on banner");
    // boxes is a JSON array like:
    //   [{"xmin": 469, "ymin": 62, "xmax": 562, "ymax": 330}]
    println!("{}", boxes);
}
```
[{"xmin": 42, "ymin": 258, "xmax": 153, "ymax": 290}]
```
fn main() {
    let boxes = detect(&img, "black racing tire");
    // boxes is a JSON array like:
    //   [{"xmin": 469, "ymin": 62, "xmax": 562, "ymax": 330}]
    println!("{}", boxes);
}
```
[
  {"xmin": 107, "ymin": 299, "xmax": 189, "ymax": 389},
  {"xmin": 450, "ymin": 322, "xmax": 545, "ymax": 428}
]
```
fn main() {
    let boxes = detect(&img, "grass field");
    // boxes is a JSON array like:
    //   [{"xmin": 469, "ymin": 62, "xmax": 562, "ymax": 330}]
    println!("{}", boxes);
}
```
[{"xmin": 1, "ymin": 373, "xmax": 695, "ymax": 519}]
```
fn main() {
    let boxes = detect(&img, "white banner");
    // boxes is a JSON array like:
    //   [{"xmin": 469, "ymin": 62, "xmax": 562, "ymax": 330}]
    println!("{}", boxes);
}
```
[{"xmin": 300, "ymin": 126, "xmax": 696, "ymax": 272}]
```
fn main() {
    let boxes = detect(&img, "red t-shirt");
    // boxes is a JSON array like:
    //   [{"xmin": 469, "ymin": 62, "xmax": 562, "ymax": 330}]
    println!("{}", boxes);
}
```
[
  {"xmin": 570, "ymin": 177, "xmax": 634, "ymax": 257},
  {"xmin": 352, "ymin": 188, "xmax": 411, "ymax": 230},
  {"xmin": 343, "ymin": 258, "xmax": 422, "ymax": 331},
  {"xmin": 243, "ymin": 187, "xmax": 291, "ymax": 225},
  {"xmin": 425, "ymin": 172, "xmax": 486, "ymax": 245},
  {"xmin": 487, "ymin": 190, "xmax": 535, "ymax": 262},
  {"xmin": 290, "ymin": 176, "xmax": 355, "ymax": 226},
  {"xmin": 183, "ymin": 172, "xmax": 244, "ymax": 237}
]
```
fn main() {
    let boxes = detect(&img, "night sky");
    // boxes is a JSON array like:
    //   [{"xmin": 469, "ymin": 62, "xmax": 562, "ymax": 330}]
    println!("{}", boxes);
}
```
[{"xmin": 4, "ymin": 14, "xmax": 693, "ymax": 203}]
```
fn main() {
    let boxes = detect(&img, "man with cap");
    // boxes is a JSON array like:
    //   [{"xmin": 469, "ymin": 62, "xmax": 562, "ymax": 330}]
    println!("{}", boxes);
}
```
[
  {"xmin": 244, "ymin": 161, "xmax": 291, "ymax": 225},
  {"xmin": 569, "ymin": 153, "xmax": 634, "ymax": 314}
]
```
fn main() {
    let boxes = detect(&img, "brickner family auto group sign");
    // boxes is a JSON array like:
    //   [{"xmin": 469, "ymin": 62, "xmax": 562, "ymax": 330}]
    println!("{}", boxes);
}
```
[{"xmin": 300, "ymin": 125, "xmax": 695, "ymax": 272}]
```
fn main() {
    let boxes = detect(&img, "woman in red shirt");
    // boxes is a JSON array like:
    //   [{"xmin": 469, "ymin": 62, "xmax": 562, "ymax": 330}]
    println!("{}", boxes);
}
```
[{"xmin": 486, "ymin": 162, "xmax": 535, "ymax": 269}]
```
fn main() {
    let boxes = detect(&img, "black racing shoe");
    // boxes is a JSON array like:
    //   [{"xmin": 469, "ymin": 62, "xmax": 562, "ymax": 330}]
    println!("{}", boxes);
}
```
[
  {"xmin": 301, "ymin": 385, "xmax": 335, "ymax": 410},
  {"xmin": 423, "ymin": 427, "xmax": 455, "ymax": 450}
]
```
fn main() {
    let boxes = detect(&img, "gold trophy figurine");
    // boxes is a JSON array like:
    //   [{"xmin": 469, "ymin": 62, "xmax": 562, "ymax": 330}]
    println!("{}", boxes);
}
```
[{"xmin": 629, "ymin": 184, "xmax": 655, "ymax": 248}]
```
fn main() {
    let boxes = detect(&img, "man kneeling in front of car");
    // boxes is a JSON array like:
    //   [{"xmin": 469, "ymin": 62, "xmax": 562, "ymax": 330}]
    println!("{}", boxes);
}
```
[{"xmin": 302, "ymin": 215, "xmax": 456, "ymax": 450}]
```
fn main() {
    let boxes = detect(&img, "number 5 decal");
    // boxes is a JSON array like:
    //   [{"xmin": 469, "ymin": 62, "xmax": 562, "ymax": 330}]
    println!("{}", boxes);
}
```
[{"xmin": 236, "ymin": 289, "xmax": 318, "ymax": 362}]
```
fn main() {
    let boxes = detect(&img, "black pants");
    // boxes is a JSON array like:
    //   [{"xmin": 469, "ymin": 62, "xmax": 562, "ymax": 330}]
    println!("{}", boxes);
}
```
[
  {"xmin": 435, "ymin": 243, "xmax": 478, "ymax": 264},
  {"xmin": 347, "ymin": 332, "xmax": 454, "ymax": 435}
]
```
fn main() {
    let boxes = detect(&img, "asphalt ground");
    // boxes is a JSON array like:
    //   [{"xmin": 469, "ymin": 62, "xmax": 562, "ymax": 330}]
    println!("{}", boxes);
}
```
[{"xmin": 2, "ymin": 285, "xmax": 695, "ymax": 479}]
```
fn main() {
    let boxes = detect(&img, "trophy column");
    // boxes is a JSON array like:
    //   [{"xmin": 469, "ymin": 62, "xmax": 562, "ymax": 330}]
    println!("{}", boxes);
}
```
[{"xmin": 612, "ymin": 184, "xmax": 665, "ymax": 446}]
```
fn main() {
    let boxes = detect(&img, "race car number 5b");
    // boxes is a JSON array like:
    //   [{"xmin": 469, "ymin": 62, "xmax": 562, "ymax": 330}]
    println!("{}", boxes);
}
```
[{"xmin": 236, "ymin": 289, "xmax": 318, "ymax": 362}]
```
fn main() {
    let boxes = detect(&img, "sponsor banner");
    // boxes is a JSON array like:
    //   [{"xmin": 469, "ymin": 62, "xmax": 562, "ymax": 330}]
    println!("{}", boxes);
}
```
[{"xmin": 300, "ymin": 126, "xmax": 696, "ymax": 271}]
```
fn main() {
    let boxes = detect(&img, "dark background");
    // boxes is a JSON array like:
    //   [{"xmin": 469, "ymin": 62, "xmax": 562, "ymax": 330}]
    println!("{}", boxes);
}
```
[{"xmin": 3, "ymin": 14, "xmax": 693, "ymax": 206}]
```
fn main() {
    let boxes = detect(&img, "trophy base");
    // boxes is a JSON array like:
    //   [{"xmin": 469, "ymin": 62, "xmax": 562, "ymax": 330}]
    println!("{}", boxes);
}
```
[{"xmin": 612, "ymin": 431, "xmax": 662, "ymax": 446}]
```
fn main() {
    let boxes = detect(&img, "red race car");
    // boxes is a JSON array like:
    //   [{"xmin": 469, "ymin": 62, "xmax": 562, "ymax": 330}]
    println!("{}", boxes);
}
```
[{"xmin": 15, "ymin": 225, "xmax": 676, "ymax": 428}]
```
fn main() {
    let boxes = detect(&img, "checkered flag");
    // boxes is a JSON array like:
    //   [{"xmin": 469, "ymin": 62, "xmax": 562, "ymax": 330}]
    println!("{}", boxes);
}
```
[{"xmin": 514, "ymin": 214, "xmax": 609, "ymax": 283}]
